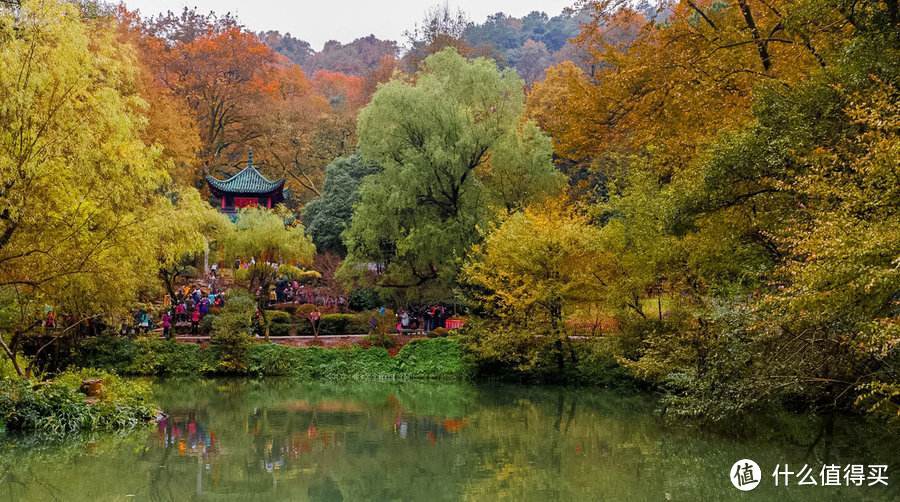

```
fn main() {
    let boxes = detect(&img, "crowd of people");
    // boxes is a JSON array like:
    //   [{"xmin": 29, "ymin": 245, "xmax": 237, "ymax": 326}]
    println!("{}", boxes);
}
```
[
  {"xmin": 395, "ymin": 305, "xmax": 450, "ymax": 334},
  {"xmin": 263, "ymin": 279, "xmax": 347, "ymax": 310},
  {"xmin": 136, "ymin": 285, "xmax": 227, "ymax": 339},
  {"xmin": 116, "ymin": 259, "xmax": 458, "ymax": 339}
]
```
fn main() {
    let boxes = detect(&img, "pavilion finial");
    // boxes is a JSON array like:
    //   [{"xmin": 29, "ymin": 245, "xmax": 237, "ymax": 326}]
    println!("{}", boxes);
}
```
[{"xmin": 247, "ymin": 149, "xmax": 253, "ymax": 168}]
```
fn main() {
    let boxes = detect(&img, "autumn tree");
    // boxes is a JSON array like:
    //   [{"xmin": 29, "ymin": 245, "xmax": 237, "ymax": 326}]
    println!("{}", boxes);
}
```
[
  {"xmin": 524, "ymin": 0, "xmax": 900, "ymax": 419},
  {"xmin": 640, "ymin": 39, "xmax": 900, "ymax": 420},
  {"xmin": 0, "ymin": 0, "xmax": 207, "ymax": 377},
  {"xmin": 462, "ymin": 202, "xmax": 611, "ymax": 373},
  {"xmin": 313, "ymin": 70, "xmax": 367, "ymax": 112},
  {"xmin": 113, "ymin": 7, "xmax": 379, "ymax": 205},
  {"xmin": 114, "ymin": 6, "xmax": 202, "ymax": 186},
  {"xmin": 361, "ymin": 54, "xmax": 399, "ymax": 99},
  {"xmin": 248, "ymin": 65, "xmax": 332, "ymax": 204},
  {"xmin": 140, "ymin": 10, "xmax": 357, "ymax": 201},
  {"xmin": 528, "ymin": 0, "xmax": 831, "ymax": 176},
  {"xmin": 152, "ymin": 26, "xmax": 285, "ymax": 176}
]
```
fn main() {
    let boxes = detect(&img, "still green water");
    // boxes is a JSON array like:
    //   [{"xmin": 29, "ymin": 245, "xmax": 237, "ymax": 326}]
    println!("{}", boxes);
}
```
[{"xmin": 1, "ymin": 379, "xmax": 897, "ymax": 501}]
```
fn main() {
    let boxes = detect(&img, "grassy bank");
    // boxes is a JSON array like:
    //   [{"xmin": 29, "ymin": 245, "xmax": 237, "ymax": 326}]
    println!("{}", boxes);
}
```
[
  {"xmin": 70, "ymin": 331, "xmax": 640, "ymax": 387},
  {"xmin": 0, "ymin": 369, "xmax": 157, "ymax": 436},
  {"xmin": 4, "ymin": 334, "xmax": 635, "ymax": 436},
  {"xmin": 73, "ymin": 336, "xmax": 474, "ymax": 380}
]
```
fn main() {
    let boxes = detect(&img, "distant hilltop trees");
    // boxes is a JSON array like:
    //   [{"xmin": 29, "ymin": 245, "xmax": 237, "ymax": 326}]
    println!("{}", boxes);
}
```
[{"xmin": 257, "ymin": 4, "xmax": 670, "ymax": 84}]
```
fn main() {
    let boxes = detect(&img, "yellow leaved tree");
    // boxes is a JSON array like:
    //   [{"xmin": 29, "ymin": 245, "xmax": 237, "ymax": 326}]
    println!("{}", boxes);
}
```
[
  {"xmin": 0, "ymin": 0, "xmax": 210, "ymax": 377},
  {"xmin": 462, "ymin": 201, "xmax": 612, "ymax": 373}
]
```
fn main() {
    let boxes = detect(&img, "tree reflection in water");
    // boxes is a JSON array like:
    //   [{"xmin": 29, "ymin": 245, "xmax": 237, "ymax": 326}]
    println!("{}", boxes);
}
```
[{"xmin": 1, "ymin": 379, "xmax": 898, "ymax": 501}]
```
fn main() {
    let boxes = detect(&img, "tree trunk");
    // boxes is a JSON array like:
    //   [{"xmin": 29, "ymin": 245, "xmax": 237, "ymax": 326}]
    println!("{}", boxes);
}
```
[
  {"xmin": 159, "ymin": 268, "xmax": 180, "ymax": 304},
  {"xmin": 0, "ymin": 334, "xmax": 24, "ymax": 377},
  {"xmin": 737, "ymin": 0, "xmax": 772, "ymax": 71},
  {"xmin": 257, "ymin": 299, "xmax": 270, "ymax": 342},
  {"xmin": 549, "ymin": 300, "xmax": 565, "ymax": 375}
]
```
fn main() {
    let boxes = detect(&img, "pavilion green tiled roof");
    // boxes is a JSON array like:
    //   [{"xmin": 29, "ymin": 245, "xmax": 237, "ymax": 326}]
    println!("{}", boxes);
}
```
[
  {"xmin": 206, "ymin": 167, "xmax": 284, "ymax": 195},
  {"xmin": 206, "ymin": 152, "xmax": 285, "ymax": 195}
]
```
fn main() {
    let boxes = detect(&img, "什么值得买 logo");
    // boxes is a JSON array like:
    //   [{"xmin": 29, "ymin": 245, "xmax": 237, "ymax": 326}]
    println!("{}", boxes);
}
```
[{"xmin": 730, "ymin": 459, "xmax": 761, "ymax": 491}]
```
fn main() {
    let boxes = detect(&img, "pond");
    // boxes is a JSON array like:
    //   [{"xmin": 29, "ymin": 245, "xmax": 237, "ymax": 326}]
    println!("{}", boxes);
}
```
[{"xmin": 1, "ymin": 379, "xmax": 897, "ymax": 501}]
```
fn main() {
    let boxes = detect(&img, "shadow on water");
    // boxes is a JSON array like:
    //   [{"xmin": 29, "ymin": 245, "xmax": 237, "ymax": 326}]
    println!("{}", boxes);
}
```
[{"xmin": 1, "ymin": 378, "xmax": 897, "ymax": 501}]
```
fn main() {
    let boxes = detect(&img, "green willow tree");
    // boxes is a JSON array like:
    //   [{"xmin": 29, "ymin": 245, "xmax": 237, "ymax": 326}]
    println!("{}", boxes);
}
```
[
  {"xmin": 341, "ymin": 48, "xmax": 564, "ymax": 298},
  {"xmin": 222, "ymin": 208, "xmax": 317, "ymax": 340}
]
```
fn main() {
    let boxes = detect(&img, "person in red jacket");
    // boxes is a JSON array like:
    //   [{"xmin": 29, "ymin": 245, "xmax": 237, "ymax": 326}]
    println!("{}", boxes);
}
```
[
  {"xmin": 175, "ymin": 302, "xmax": 186, "ymax": 323},
  {"xmin": 190, "ymin": 308, "xmax": 200, "ymax": 335}
]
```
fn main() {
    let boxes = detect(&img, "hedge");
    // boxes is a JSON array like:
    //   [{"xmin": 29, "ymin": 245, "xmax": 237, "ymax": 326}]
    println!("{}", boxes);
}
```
[
  {"xmin": 72, "ymin": 336, "xmax": 473, "ymax": 380},
  {"xmin": 265, "ymin": 312, "xmax": 372, "ymax": 336}
]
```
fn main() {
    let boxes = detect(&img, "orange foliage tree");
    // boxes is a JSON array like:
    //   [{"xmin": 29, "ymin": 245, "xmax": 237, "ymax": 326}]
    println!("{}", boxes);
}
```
[
  {"xmin": 114, "ymin": 7, "xmax": 201, "ymax": 186},
  {"xmin": 528, "ymin": 0, "xmax": 835, "ymax": 176},
  {"xmin": 153, "ymin": 26, "xmax": 282, "ymax": 176},
  {"xmin": 251, "ymin": 64, "xmax": 334, "ymax": 201},
  {"xmin": 112, "ymin": 8, "xmax": 366, "ymax": 201},
  {"xmin": 313, "ymin": 70, "xmax": 366, "ymax": 112}
]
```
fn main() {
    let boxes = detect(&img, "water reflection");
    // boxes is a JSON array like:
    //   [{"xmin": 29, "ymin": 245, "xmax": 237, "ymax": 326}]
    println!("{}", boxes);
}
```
[
  {"xmin": 157, "ymin": 413, "xmax": 217, "ymax": 456},
  {"xmin": 1, "ymin": 379, "xmax": 898, "ymax": 501}
]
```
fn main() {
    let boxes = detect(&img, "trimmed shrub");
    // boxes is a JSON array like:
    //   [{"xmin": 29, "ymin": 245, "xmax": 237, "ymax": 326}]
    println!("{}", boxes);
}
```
[
  {"xmin": 277, "ymin": 303, "xmax": 298, "ymax": 314},
  {"xmin": 269, "ymin": 323, "xmax": 292, "ymax": 337},
  {"xmin": 347, "ymin": 313, "xmax": 371, "ymax": 334},
  {"xmin": 294, "ymin": 322, "xmax": 314, "ymax": 336},
  {"xmin": 317, "ymin": 313, "xmax": 350, "ymax": 335},
  {"xmin": 266, "ymin": 310, "xmax": 292, "ymax": 324},
  {"xmin": 318, "ymin": 313, "xmax": 369, "ymax": 336},
  {"xmin": 265, "ymin": 310, "xmax": 293, "ymax": 336},
  {"xmin": 294, "ymin": 304, "xmax": 319, "ymax": 317}
]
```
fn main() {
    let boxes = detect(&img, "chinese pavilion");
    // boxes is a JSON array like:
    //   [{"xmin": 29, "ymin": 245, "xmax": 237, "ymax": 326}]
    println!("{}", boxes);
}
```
[{"xmin": 206, "ymin": 151, "xmax": 285, "ymax": 214}]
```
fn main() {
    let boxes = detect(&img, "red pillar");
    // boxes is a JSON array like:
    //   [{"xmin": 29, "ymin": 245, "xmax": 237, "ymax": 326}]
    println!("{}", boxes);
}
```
[
  {"xmin": 267, "ymin": 197, "xmax": 272, "ymax": 209},
  {"xmin": 221, "ymin": 196, "xmax": 226, "ymax": 209}
]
